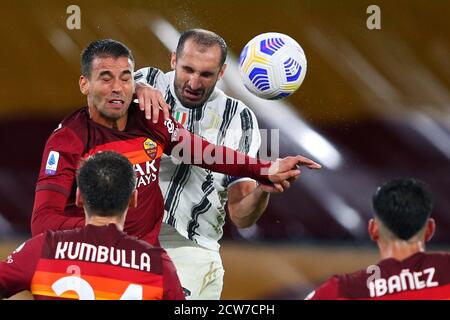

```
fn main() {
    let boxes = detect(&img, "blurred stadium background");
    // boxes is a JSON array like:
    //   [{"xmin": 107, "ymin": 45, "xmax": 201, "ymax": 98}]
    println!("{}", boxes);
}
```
[{"xmin": 0, "ymin": 0, "xmax": 449, "ymax": 299}]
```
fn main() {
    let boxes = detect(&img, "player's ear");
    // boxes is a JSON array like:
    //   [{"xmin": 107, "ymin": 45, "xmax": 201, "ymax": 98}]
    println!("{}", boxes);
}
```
[
  {"xmin": 75, "ymin": 188, "xmax": 84, "ymax": 208},
  {"xmin": 170, "ymin": 52, "xmax": 177, "ymax": 70},
  {"xmin": 424, "ymin": 218, "xmax": 435, "ymax": 242},
  {"xmin": 368, "ymin": 218, "xmax": 379, "ymax": 242},
  {"xmin": 218, "ymin": 63, "xmax": 227, "ymax": 80},
  {"xmin": 129, "ymin": 190, "xmax": 138, "ymax": 209},
  {"xmin": 79, "ymin": 76, "xmax": 89, "ymax": 95}
]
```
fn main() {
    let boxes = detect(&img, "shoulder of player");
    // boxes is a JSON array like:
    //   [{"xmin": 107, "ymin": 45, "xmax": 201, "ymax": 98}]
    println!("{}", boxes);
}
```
[
  {"xmin": 305, "ymin": 274, "xmax": 341, "ymax": 299},
  {"xmin": 424, "ymin": 251, "xmax": 450, "ymax": 258},
  {"xmin": 46, "ymin": 126, "xmax": 84, "ymax": 153},
  {"xmin": 47, "ymin": 108, "xmax": 87, "ymax": 147},
  {"xmin": 12, "ymin": 232, "xmax": 49, "ymax": 256},
  {"xmin": 221, "ymin": 96, "xmax": 259, "ymax": 134},
  {"xmin": 44, "ymin": 227, "xmax": 85, "ymax": 243},
  {"xmin": 210, "ymin": 90, "xmax": 252, "ymax": 116},
  {"xmin": 338, "ymin": 267, "xmax": 369, "ymax": 284},
  {"xmin": 314, "ymin": 268, "xmax": 367, "ymax": 299},
  {"xmin": 58, "ymin": 106, "xmax": 89, "ymax": 128},
  {"xmin": 378, "ymin": 251, "xmax": 450, "ymax": 268},
  {"xmin": 419, "ymin": 251, "xmax": 450, "ymax": 265},
  {"xmin": 307, "ymin": 271, "xmax": 365, "ymax": 300},
  {"xmin": 134, "ymin": 66, "xmax": 166, "ymax": 86},
  {"xmin": 322, "ymin": 274, "xmax": 343, "ymax": 288}
]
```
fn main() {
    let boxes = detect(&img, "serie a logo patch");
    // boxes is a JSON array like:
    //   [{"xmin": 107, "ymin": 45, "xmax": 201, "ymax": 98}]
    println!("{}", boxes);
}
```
[{"xmin": 45, "ymin": 151, "xmax": 60, "ymax": 175}]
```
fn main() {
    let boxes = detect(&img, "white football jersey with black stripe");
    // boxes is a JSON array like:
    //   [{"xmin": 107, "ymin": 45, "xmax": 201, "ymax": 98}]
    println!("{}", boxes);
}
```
[{"xmin": 135, "ymin": 67, "xmax": 261, "ymax": 251}]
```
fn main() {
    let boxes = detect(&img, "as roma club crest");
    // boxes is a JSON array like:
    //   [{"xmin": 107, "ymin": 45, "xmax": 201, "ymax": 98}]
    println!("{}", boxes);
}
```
[{"xmin": 143, "ymin": 138, "xmax": 158, "ymax": 160}]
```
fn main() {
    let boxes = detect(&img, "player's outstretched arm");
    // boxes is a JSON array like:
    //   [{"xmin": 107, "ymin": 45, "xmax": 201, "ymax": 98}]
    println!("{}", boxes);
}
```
[
  {"xmin": 171, "ymin": 128, "xmax": 321, "ymax": 186},
  {"xmin": 31, "ymin": 190, "xmax": 84, "ymax": 236},
  {"xmin": 265, "ymin": 156, "xmax": 321, "ymax": 192},
  {"xmin": 0, "ymin": 234, "xmax": 45, "ymax": 299}
]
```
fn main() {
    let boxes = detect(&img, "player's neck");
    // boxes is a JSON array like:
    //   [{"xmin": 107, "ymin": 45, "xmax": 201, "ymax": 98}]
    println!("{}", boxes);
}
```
[
  {"xmin": 86, "ymin": 216, "xmax": 124, "ymax": 231},
  {"xmin": 379, "ymin": 239, "xmax": 426, "ymax": 261},
  {"xmin": 88, "ymin": 106, "xmax": 128, "ymax": 131}
]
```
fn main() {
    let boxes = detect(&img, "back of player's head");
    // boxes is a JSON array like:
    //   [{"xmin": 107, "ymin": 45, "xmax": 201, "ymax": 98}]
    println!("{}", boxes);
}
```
[
  {"xmin": 81, "ymin": 39, "xmax": 134, "ymax": 78},
  {"xmin": 77, "ymin": 151, "xmax": 136, "ymax": 217},
  {"xmin": 176, "ymin": 29, "xmax": 227, "ymax": 66},
  {"xmin": 372, "ymin": 178, "xmax": 433, "ymax": 240}
]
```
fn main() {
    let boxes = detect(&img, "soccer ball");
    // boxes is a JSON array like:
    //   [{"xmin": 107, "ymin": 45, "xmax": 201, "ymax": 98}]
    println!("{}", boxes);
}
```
[{"xmin": 239, "ymin": 32, "xmax": 307, "ymax": 100}]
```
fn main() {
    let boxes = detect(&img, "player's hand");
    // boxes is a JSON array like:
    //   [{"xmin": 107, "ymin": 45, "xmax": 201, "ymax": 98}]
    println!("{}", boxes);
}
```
[
  {"xmin": 264, "ymin": 155, "xmax": 321, "ymax": 192},
  {"xmin": 259, "ymin": 174, "xmax": 300, "ymax": 193},
  {"xmin": 135, "ymin": 82, "xmax": 171, "ymax": 123}
]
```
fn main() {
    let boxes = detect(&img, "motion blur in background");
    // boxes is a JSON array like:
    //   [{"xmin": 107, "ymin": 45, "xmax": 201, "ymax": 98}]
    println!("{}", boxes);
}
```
[{"xmin": 0, "ymin": 0, "xmax": 449, "ymax": 299}]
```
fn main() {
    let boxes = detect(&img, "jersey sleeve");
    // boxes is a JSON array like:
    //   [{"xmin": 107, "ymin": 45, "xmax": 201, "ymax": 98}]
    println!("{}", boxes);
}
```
[
  {"xmin": 305, "ymin": 276, "xmax": 340, "ymax": 300},
  {"xmin": 31, "ymin": 189, "xmax": 85, "ymax": 236},
  {"xmin": 223, "ymin": 105, "xmax": 262, "ymax": 187},
  {"xmin": 161, "ymin": 251, "xmax": 185, "ymax": 300},
  {"xmin": 32, "ymin": 126, "xmax": 85, "ymax": 236},
  {"xmin": 148, "ymin": 115, "xmax": 184, "ymax": 156},
  {"xmin": 169, "ymin": 127, "xmax": 272, "ymax": 185},
  {"xmin": 35, "ymin": 126, "xmax": 84, "ymax": 197},
  {"xmin": 0, "ymin": 234, "xmax": 45, "ymax": 299}
]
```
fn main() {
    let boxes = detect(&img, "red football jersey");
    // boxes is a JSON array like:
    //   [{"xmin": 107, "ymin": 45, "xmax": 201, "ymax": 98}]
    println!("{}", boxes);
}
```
[
  {"xmin": 31, "ymin": 103, "xmax": 272, "ymax": 246},
  {"xmin": 307, "ymin": 252, "xmax": 450, "ymax": 300},
  {"xmin": 32, "ymin": 104, "xmax": 181, "ymax": 245},
  {"xmin": 0, "ymin": 224, "xmax": 185, "ymax": 300}
]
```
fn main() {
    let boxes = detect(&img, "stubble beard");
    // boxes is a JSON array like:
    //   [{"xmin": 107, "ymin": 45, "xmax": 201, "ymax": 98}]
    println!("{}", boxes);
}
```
[{"xmin": 174, "ymin": 78, "xmax": 218, "ymax": 109}]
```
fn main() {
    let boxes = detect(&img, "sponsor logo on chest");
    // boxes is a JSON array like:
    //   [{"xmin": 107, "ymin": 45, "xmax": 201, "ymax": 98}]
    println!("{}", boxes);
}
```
[
  {"xmin": 85, "ymin": 137, "xmax": 163, "ymax": 189},
  {"xmin": 134, "ymin": 160, "xmax": 158, "ymax": 188}
]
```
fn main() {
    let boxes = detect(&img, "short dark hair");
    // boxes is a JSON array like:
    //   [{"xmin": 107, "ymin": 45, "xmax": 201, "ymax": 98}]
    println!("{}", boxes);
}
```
[
  {"xmin": 176, "ymin": 29, "xmax": 227, "ymax": 66},
  {"xmin": 81, "ymin": 39, "xmax": 134, "ymax": 78},
  {"xmin": 77, "ymin": 151, "xmax": 136, "ymax": 217},
  {"xmin": 372, "ymin": 178, "xmax": 433, "ymax": 240}
]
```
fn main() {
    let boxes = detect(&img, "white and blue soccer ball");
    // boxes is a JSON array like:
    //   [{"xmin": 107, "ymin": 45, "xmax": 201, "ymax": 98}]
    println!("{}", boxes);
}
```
[{"xmin": 239, "ymin": 32, "xmax": 307, "ymax": 100}]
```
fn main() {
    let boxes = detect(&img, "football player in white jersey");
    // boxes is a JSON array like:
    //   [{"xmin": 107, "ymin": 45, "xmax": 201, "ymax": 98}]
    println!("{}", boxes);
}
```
[{"xmin": 134, "ymin": 29, "xmax": 320, "ymax": 299}]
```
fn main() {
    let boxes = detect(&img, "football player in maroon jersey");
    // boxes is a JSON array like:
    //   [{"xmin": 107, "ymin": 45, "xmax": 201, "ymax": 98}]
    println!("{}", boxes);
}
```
[
  {"xmin": 307, "ymin": 178, "xmax": 449, "ymax": 300},
  {"xmin": 1, "ymin": 151, "xmax": 184, "ymax": 300},
  {"xmin": 31, "ymin": 39, "xmax": 321, "ymax": 247}
]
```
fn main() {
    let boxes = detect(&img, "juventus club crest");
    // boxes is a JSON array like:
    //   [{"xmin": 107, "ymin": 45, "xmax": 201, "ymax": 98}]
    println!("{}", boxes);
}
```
[{"xmin": 143, "ymin": 138, "xmax": 158, "ymax": 160}]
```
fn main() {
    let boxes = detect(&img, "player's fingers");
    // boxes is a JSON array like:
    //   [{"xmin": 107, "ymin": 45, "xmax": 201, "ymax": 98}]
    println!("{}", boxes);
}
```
[
  {"xmin": 279, "ymin": 156, "xmax": 301, "ymax": 171},
  {"xmin": 144, "ymin": 94, "xmax": 152, "ymax": 120},
  {"xmin": 280, "ymin": 180, "xmax": 290, "ymax": 190},
  {"xmin": 259, "ymin": 183, "xmax": 280, "ymax": 193},
  {"xmin": 151, "ymin": 95, "xmax": 160, "ymax": 124},
  {"xmin": 273, "ymin": 169, "xmax": 301, "ymax": 182},
  {"xmin": 287, "ymin": 173, "xmax": 300, "ymax": 183},
  {"xmin": 273, "ymin": 182, "xmax": 284, "ymax": 192},
  {"xmin": 136, "ymin": 90, "xmax": 145, "ymax": 111},
  {"xmin": 295, "ymin": 155, "xmax": 321, "ymax": 169},
  {"xmin": 159, "ymin": 96, "xmax": 171, "ymax": 121}
]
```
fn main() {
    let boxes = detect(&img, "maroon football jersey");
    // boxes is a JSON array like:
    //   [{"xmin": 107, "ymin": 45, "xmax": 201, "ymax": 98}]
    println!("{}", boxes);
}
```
[
  {"xmin": 307, "ymin": 252, "xmax": 450, "ymax": 299},
  {"xmin": 32, "ymin": 103, "xmax": 273, "ymax": 247},
  {"xmin": 0, "ymin": 224, "xmax": 185, "ymax": 300},
  {"xmin": 32, "ymin": 103, "xmax": 181, "ymax": 245}
]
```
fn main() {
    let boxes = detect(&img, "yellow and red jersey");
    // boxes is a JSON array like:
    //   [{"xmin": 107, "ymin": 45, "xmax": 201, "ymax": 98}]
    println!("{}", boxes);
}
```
[{"xmin": 0, "ymin": 224, "xmax": 185, "ymax": 300}]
